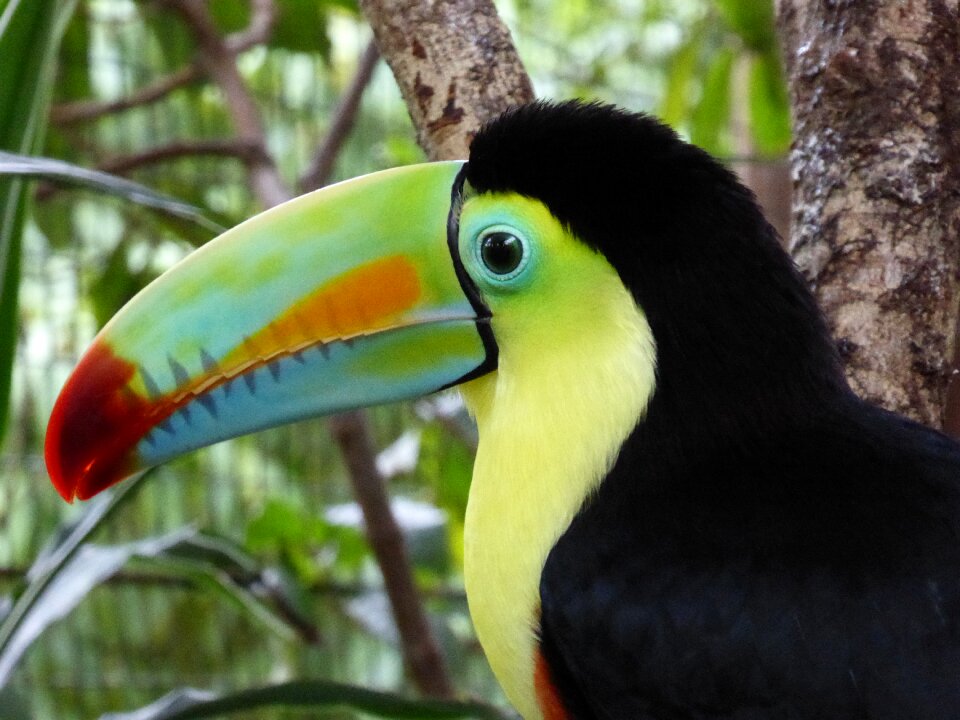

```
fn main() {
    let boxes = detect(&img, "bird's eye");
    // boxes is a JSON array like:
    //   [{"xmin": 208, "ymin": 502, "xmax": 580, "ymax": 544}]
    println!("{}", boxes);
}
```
[{"xmin": 479, "ymin": 231, "xmax": 525, "ymax": 277}]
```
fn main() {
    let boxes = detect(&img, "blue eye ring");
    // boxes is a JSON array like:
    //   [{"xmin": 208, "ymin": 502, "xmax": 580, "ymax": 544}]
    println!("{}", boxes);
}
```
[{"xmin": 474, "ymin": 226, "xmax": 530, "ymax": 282}]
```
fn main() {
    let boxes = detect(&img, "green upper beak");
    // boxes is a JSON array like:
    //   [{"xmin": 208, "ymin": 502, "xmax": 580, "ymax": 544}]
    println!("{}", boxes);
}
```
[{"xmin": 45, "ymin": 161, "xmax": 495, "ymax": 502}]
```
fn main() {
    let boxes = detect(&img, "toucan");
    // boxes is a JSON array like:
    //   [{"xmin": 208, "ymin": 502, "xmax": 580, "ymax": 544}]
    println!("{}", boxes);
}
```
[{"xmin": 44, "ymin": 101, "xmax": 960, "ymax": 719}]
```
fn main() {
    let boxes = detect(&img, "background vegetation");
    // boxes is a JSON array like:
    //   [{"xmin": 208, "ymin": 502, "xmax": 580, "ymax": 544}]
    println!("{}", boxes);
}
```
[{"xmin": 0, "ymin": 1, "xmax": 789, "ymax": 718}]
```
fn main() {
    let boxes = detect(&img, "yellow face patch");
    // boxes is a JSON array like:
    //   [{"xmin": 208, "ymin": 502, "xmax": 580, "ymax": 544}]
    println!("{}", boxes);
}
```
[{"xmin": 456, "ymin": 193, "xmax": 657, "ymax": 720}]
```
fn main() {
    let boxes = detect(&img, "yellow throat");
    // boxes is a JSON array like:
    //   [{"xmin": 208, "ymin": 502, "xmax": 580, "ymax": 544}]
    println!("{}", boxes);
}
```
[{"xmin": 456, "ymin": 194, "xmax": 657, "ymax": 720}]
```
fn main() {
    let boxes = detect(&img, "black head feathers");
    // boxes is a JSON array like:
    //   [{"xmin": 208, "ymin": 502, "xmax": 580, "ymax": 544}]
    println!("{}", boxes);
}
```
[
  {"xmin": 467, "ymin": 100, "xmax": 847, "ymax": 433},
  {"xmin": 467, "ymin": 100, "xmax": 772, "ymax": 280}
]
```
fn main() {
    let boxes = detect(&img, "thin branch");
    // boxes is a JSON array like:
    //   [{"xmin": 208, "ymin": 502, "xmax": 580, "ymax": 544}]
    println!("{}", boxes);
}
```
[
  {"xmin": 98, "ymin": 138, "xmax": 264, "ymax": 175},
  {"xmin": 51, "ymin": 65, "xmax": 201, "ymax": 126},
  {"xmin": 330, "ymin": 411, "xmax": 455, "ymax": 698},
  {"xmin": 299, "ymin": 40, "xmax": 381, "ymax": 193}
]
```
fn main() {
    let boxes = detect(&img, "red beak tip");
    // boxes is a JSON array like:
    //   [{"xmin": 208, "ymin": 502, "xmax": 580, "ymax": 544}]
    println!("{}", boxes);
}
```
[
  {"xmin": 43, "ymin": 340, "xmax": 147, "ymax": 504},
  {"xmin": 47, "ymin": 467, "xmax": 78, "ymax": 504}
]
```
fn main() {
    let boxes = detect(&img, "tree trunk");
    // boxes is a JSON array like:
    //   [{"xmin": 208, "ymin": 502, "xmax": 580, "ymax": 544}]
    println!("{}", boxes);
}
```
[
  {"xmin": 776, "ymin": 0, "xmax": 960, "ymax": 431},
  {"xmin": 359, "ymin": 0, "xmax": 534, "ymax": 160}
]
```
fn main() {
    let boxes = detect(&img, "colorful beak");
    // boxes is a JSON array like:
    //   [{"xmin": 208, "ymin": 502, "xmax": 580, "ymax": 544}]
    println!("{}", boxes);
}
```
[{"xmin": 45, "ymin": 162, "xmax": 494, "ymax": 502}]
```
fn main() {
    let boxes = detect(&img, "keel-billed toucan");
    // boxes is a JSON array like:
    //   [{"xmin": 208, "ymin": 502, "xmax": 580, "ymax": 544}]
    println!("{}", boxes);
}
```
[{"xmin": 45, "ymin": 101, "xmax": 960, "ymax": 719}]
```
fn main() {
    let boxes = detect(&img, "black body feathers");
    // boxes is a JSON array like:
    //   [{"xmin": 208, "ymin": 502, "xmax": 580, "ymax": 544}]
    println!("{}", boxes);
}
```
[{"xmin": 467, "ymin": 101, "xmax": 960, "ymax": 719}]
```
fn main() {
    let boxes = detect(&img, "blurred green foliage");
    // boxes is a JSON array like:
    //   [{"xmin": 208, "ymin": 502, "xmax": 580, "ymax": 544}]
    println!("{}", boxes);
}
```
[
  {"xmin": 658, "ymin": 0, "xmax": 790, "ymax": 156},
  {"xmin": 245, "ymin": 498, "xmax": 369, "ymax": 583},
  {"xmin": 1, "ymin": 0, "xmax": 789, "ymax": 717},
  {"xmin": 0, "ymin": 0, "xmax": 78, "ymax": 442}
]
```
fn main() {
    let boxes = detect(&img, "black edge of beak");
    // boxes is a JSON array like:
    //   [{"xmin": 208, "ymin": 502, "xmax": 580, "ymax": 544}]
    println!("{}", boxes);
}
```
[{"xmin": 443, "ymin": 162, "xmax": 499, "ymax": 389}]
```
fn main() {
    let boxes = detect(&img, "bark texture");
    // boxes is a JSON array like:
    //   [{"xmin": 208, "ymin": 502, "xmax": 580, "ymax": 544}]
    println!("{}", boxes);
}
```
[
  {"xmin": 359, "ymin": 0, "xmax": 535, "ymax": 160},
  {"xmin": 776, "ymin": 0, "xmax": 960, "ymax": 429}
]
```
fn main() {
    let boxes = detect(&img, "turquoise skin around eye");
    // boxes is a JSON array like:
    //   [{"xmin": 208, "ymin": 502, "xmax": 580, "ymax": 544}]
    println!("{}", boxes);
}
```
[{"xmin": 459, "ymin": 207, "xmax": 540, "ymax": 292}]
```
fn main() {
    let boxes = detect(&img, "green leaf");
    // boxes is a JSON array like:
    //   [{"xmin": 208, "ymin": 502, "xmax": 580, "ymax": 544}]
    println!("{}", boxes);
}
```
[
  {"xmin": 150, "ymin": 533, "xmax": 322, "ymax": 643},
  {"xmin": 422, "ymin": 422, "xmax": 473, "ymax": 519},
  {"xmin": 246, "ymin": 498, "xmax": 368, "ymax": 581},
  {"xmin": 163, "ymin": 532, "xmax": 261, "ymax": 577},
  {"xmin": 0, "ymin": 472, "xmax": 147, "ymax": 686},
  {"xmin": 0, "ymin": 0, "xmax": 62, "ymax": 142},
  {"xmin": 55, "ymin": 7, "xmax": 92, "ymax": 102},
  {"xmin": 207, "ymin": 0, "xmax": 250, "ymax": 35},
  {"xmin": 322, "ymin": 0, "xmax": 360, "ymax": 15},
  {"xmin": 747, "ymin": 53, "xmax": 792, "ymax": 156},
  {"xmin": 689, "ymin": 47, "xmax": 734, "ymax": 156},
  {"xmin": 272, "ymin": 0, "xmax": 331, "ymax": 58},
  {"xmin": 659, "ymin": 21, "xmax": 705, "ymax": 130},
  {"xmin": 101, "ymin": 680, "xmax": 512, "ymax": 720},
  {"xmin": 0, "ymin": 685, "xmax": 30, "ymax": 719},
  {"xmin": 144, "ymin": 1, "xmax": 194, "ymax": 69},
  {"xmin": 712, "ymin": 0, "xmax": 776, "ymax": 53},
  {"xmin": 0, "ymin": 190, "xmax": 23, "ymax": 445},
  {"xmin": 0, "ymin": 0, "xmax": 79, "ymax": 443},
  {"xmin": 89, "ymin": 239, "xmax": 157, "ymax": 327},
  {"xmin": 0, "ymin": 528, "xmax": 193, "ymax": 686},
  {"xmin": 0, "ymin": 152, "xmax": 225, "ymax": 235},
  {"xmin": 247, "ymin": 498, "xmax": 329, "ymax": 556},
  {"xmin": 28, "ymin": 191, "xmax": 72, "ymax": 250},
  {"xmin": 384, "ymin": 135, "xmax": 426, "ymax": 168}
]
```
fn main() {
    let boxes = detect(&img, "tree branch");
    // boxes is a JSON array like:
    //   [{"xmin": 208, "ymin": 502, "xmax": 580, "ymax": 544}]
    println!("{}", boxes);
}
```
[
  {"xmin": 299, "ymin": 39, "xmax": 381, "ymax": 193},
  {"xmin": 98, "ymin": 138, "xmax": 264, "ymax": 175},
  {"xmin": 329, "ymin": 410, "xmax": 454, "ymax": 698},
  {"xmin": 51, "ymin": 65, "xmax": 201, "ymax": 126},
  {"xmin": 359, "ymin": 0, "xmax": 535, "ymax": 160}
]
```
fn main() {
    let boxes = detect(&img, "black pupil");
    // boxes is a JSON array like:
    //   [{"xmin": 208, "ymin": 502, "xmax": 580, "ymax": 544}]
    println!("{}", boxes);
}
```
[{"xmin": 480, "ymin": 232, "xmax": 523, "ymax": 275}]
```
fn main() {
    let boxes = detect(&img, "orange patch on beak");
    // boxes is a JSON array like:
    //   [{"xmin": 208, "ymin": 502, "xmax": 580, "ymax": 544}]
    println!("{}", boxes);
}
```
[{"xmin": 221, "ymin": 254, "xmax": 422, "ymax": 368}]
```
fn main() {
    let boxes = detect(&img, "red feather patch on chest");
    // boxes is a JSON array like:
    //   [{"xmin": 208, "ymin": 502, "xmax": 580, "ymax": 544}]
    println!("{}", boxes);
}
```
[{"xmin": 534, "ymin": 646, "xmax": 569, "ymax": 720}]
